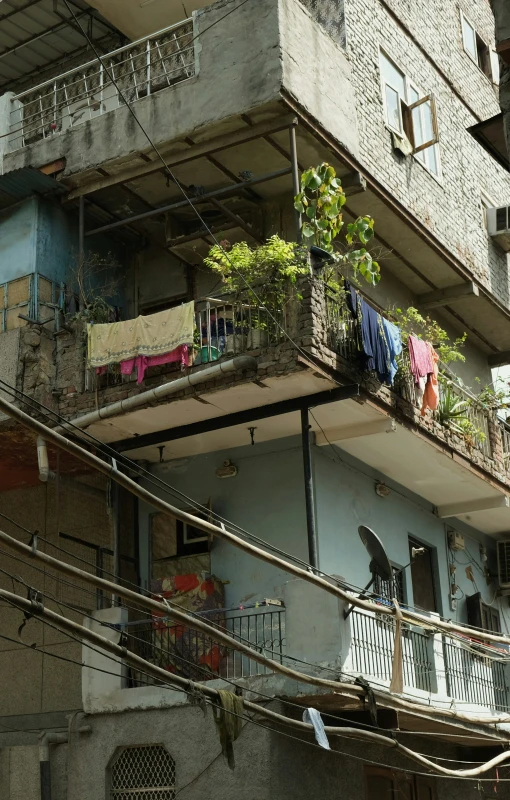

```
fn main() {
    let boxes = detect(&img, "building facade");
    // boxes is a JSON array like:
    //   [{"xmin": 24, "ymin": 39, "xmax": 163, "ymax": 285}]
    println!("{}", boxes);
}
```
[{"xmin": 1, "ymin": 0, "xmax": 510, "ymax": 798}]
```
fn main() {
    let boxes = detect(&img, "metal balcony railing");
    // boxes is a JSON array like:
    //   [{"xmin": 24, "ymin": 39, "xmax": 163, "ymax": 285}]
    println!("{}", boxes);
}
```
[
  {"xmin": 442, "ymin": 638, "xmax": 509, "ymax": 712},
  {"xmin": 350, "ymin": 609, "xmax": 433, "ymax": 693},
  {"xmin": 9, "ymin": 19, "xmax": 194, "ymax": 151},
  {"xmin": 195, "ymin": 295, "xmax": 285, "ymax": 363},
  {"xmin": 125, "ymin": 607, "xmax": 286, "ymax": 686}
]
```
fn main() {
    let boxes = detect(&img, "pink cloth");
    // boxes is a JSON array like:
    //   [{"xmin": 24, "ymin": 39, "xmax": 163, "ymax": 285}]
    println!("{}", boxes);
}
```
[
  {"xmin": 408, "ymin": 335, "xmax": 433, "ymax": 384},
  {"xmin": 121, "ymin": 345, "xmax": 188, "ymax": 384}
]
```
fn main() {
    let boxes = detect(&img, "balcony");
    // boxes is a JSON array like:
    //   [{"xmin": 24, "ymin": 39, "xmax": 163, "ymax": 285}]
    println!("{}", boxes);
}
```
[
  {"xmin": 124, "ymin": 606, "xmax": 286, "ymax": 685},
  {"xmin": 7, "ymin": 19, "xmax": 195, "ymax": 153},
  {"xmin": 82, "ymin": 581, "xmax": 510, "ymax": 727}
]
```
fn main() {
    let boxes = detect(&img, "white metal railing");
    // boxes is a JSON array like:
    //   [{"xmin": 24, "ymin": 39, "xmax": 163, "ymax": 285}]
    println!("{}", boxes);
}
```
[{"xmin": 9, "ymin": 19, "xmax": 194, "ymax": 151}]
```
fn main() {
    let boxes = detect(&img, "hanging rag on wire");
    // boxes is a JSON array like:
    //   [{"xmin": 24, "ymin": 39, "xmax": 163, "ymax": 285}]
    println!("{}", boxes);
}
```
[
  {"xmin": 212, "ymin": 689, "xmax": 244, "ymax": 770},
  {"xmin": 389, "ymin": 598, "xmax": 404, "ymax": 694},
  {"xmin": 302, "ymin": 707, "xmax": 331, "ymax": 750}
]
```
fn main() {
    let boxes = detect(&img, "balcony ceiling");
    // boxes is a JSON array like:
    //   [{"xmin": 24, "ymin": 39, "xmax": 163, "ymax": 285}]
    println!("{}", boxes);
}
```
[
  {"xmin": 86, "ymin": 0, "xmax": 208, "ymax": 40},
  {"xmin": 0, "ymin": 0, "xmax": 122, "ymax": 93},
  {"xmin": 84, "ymin": 366, "xmax": 510, "ymax": 537}
]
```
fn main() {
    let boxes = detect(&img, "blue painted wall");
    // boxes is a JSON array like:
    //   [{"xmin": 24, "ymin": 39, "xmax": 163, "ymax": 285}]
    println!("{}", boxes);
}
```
[
  {"xmin": 0, "ymin": 196, "xmax": 128, "ymax": 309},
  {"xmin": 0, "ymin": 198, "xmax": 38, "ymax": 281},
  {"xmin": 138, "ymin": 436, "xmax": 503, "ymax": 627}
]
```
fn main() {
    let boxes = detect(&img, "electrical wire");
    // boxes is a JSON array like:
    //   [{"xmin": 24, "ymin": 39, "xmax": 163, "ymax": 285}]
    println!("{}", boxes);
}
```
[{"xmin": 1, "ymin": 588, "xmax": 509, "ymax": 782}]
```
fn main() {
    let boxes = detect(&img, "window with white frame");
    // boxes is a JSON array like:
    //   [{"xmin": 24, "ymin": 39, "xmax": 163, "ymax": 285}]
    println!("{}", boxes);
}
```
[
  {"xmin": 379, "ymin": 52, "xmax": 441, "ymax": 177},
  {"xmin": 461, "ymin": 11, "xmax": 497, "ymax": 82}
]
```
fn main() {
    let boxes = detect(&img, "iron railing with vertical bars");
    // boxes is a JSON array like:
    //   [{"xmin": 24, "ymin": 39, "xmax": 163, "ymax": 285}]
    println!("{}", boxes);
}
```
[
  {"xmin": 125, "ymin": 607, "xmax": 286, "ymax": 686},
  {"xmin": 9, "ymin": 19, "xmax": 194, "ymax": 151},
  {"xmin": 349, "ymin": 609, "xmax": 433, "ymax": 693},
  {"xmin": 442, "ymin": 638, "xmax": 509, "ymax": 712}
]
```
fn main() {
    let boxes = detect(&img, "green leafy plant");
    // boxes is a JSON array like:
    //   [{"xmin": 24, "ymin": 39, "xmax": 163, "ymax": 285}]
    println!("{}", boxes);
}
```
[
  {"xmin": 437, "ymin": 382, "xmax": 486, "ymax": 447},
  {"xmin": 294, "ymin": 163, "xmax": 381, "ymax": 285},
  {"xmin": 474, "ymin": 377, "xmax": 510, "ymax": 411},
  {"xmin": 203, "ymin": 235, "xmax": 308, "ymax": 318},
  {"xmin": 393, "ymin": 306, "xmax": 466, "ymax": 366}
]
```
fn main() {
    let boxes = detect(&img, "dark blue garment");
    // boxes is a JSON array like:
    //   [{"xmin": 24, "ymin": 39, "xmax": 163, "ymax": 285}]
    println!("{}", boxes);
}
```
[
  {"xmin": 344, "ymin": 279, "xmax": 358, "ymax": 318},
  {"xmin": 359, "ymin": 299, "xmax": 392, "ymax": 384}
]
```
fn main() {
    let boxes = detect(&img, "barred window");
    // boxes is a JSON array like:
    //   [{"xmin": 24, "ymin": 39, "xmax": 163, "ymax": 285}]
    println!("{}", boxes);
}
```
[
  {"xmin": 374, "ymin": 566, "xmax": 404, "ymax": 605},
  {"xmin": 108, "ymin": 745, "xmax": 176, "ymax": 800}
]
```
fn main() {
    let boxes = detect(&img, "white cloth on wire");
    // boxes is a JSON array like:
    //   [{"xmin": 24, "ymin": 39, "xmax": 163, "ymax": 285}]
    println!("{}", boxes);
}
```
[{"xmin": 303, "ymin": 707, "xmax": 330, "ymax": 750}]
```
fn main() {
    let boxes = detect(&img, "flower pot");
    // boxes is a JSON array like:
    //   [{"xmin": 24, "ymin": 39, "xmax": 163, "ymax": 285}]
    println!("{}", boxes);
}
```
[
  {"xmin": 201, "ymin": 345, "xmax": 220, "ymax": 364},
  {"xmin": 226, "ymin": 333, "xmax": 247, "ymax": 354},
  {"xmin": 247, "ymin": 329, "xmax": 269, "ymax": 349}
]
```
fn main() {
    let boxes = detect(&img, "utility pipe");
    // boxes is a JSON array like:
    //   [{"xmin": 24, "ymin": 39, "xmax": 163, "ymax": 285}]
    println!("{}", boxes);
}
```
[
  {"xmin": 301, "ymin": 407, "xmax": 319, "ymax": 570},
  {"xmin": 55, "ymin": 356, "xmax": 257, "ymax": 434},
  {"xmin": 39, "ymin": 728, "xmax": 90, "ymax": 800},
  {"xmin": 37, "ymin": 437, "xmax": 55, "ymax": 482},
  {"xmin": 3, "ymin": 589, "xmax": 510, "ymax": 778},
  {"xmin": 3, "ymin": 392, "xmax": 510, "ymax": 647}
]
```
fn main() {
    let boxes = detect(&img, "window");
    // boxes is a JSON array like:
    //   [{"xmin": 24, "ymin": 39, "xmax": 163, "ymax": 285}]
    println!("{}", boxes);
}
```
[
  {"xmin": 108, "ymin": 745, "xmax": 176, "ymax": 799},
  {"xmin": 408, "ymin": 537, "xmax": 437, "ymax": 613},
  {"xmin": 366, "ymin": 767, "xmax": 437, "ymax": 800},
  {"xmin": 379, "ymin": 52, "xmax": 440, "ymax": 177},
  {"xmin": 461, "ymin": 12, "xmax": 493, "ymax": 80},
  {"xmin": 466, "ymin": 591, "xmax": 502, "ymax": 633}
]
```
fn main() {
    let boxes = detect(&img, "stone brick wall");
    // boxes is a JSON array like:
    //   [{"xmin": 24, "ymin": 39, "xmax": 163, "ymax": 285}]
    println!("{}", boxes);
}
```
[{"xmin": 345, "ymin": 0, "xmax": 510, "ymax": 308}]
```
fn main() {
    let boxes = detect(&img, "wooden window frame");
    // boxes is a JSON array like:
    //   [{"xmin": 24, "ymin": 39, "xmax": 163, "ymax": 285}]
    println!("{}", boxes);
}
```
[
  {"xmin": 402, "ymin": 94, "xmax": 439, "ymax": 154},
  {"xmin": 460, "ymin": 11, "xmax": 493, "ymax": 80}
]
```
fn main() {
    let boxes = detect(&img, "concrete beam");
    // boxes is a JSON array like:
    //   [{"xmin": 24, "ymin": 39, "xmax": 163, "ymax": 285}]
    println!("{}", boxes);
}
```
[
  {"xmin": 437, "ymin": 494, "xmax": 510, "ymax": 519},
  {"xmin": 66, "ymin": 115, "xmax": 298, "ymax": 200},
  {"xmin": 418, "ymin": 282, "xmax": 479, "ymax": 310},
  {"xmin": 315, "ymin": 417, "xmax": 396, "ymax": 445},
  {"xmin": 488, "ymin": 349, "xmax": 510, "ymax": 368}
]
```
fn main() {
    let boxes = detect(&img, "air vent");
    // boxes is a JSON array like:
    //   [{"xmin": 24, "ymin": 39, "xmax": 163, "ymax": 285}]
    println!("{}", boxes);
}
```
[
  {"xmin": 109, "ymin": 745, "xmax": 176, "ymax": 800},
  {"xmin": 497, "ymin": 540, "xmax": 510, "ymax": 589},
  {"xmin": 486, "ymin": 207, "xmax": 510, "ymax": 251}
]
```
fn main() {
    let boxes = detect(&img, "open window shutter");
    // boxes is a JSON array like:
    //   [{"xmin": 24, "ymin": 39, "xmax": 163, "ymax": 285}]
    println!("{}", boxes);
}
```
[
  {"xmin": 401, "ymin": 99, "xmax": 415, "ymax": 149},
  {"xmin": 466, "ymin": 591, "xmax": 483, "ymax": 630},
  {"xmin": 406, "ymin": 94, "xmax": 439, "ymax": 153}
]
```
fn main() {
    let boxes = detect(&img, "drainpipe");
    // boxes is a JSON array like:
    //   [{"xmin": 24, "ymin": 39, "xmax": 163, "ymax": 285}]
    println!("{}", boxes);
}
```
[
  {"xmin": 39, "ymin": 727, "xmax": 91, "ymax": 800},
  {"xmin": 37, "ymin": 437, "xmax": 55, "ymax": 482},
  {"xmin": 55, "ymin": 355, "xmax": 257, "ymax": 434},
  {"xmin": 301, "ymin": 407, "xmax": 319, "ymax": 571}
]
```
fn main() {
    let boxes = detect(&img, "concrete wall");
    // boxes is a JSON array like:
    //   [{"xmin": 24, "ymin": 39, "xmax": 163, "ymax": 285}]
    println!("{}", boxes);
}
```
[
  {"xmin": 314, "ymin": 444, "xmax": 501, "ymax": 624},
  {"xmin": 0, "ymin": 479, "xmax": 112, "ymax": 719},
  {"xmin": 280, "ymin": 0, "xmax": 359, "ymax": 158},
  {"xmin": 138, "ymin": 435, "xmax": 503, "ymax": 627},
  {"xmin": 346, "ymin": 0, "xmax": 510, "ymax": 309},
  {"xmin": 1, "ymin": 702, "xmax": 502, "ymax": 800}
]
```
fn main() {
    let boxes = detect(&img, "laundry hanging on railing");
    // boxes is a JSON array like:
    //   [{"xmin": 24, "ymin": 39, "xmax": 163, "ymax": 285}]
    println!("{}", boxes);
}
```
[
  {"xmin": 420, "ymin": 343, "xmax": 439, "ymax": 416},
  {"xmin": 408, "ymin": 335, "xmax": 437, "ymax": 411},
  {"xmin": 87, "ymin": 301, "xmax": 194, "ymax": 368},
  {"xmin": 120, "ymin": 346, "xmax": 189, "ymax": 384},
  {"xmin": 358, "ymin": 299, "xmax": 402, "ymax": 386}
]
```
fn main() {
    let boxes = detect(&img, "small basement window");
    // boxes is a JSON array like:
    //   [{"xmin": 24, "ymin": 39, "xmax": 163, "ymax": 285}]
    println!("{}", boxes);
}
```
[
  {"xmin": 461, "ymin": 12, "xmax": 493, "ymax": 80},
  {"xmin": 108, "ymin": 745, "xmax": 176, "ymax": 800}
]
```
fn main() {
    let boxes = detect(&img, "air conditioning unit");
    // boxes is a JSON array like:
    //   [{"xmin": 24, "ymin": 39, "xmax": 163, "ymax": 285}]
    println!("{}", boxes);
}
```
[
  {"xmin": 497, "ymin": 540, "xmax": 510, "ymax": 589},
  {"xmin": 486, "ymin": 207, "xmax": 510, "ymax": 251}
]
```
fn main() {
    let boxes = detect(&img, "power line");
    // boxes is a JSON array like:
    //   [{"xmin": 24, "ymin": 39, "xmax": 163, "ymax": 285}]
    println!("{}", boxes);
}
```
[{"xmin": 1, "ymin": 586, "xmax": 508, "ymax": 781}]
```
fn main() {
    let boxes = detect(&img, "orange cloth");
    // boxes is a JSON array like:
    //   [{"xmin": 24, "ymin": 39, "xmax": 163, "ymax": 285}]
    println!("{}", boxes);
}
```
[{"xmin": 421, "ymin": 344, "xmax": 439, "ymax": 416}]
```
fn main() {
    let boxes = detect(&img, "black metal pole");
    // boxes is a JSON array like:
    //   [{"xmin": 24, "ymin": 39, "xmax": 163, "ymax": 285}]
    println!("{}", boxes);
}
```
[
  {"xmin": 301, "ymin": 407, "xmax": 318, "ymax": 570},
  {"xmin": 289, "ymin": 125, "xmax": 302, "ymax": 242},
  {"xmin": 78, "ymin": 194, "xmax": 85, "ymax": 269}
]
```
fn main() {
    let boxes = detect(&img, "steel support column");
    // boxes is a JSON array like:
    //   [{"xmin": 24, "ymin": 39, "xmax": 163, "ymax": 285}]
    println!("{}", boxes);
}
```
[{"xmin": 301, "ymin": 407, "xmax": 318, "ymax": 570}]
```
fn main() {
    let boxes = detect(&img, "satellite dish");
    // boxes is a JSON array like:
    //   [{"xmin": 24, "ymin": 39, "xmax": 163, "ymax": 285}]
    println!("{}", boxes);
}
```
[{"xmin": 358, "ymin": 525, "xmax": 393, "ymax": 582}]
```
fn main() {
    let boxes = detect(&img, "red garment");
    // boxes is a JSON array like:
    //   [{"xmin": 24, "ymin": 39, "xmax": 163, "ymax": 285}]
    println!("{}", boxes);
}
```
[
  {"xmin": 120, "ymin": 345, "xmax": 188, "ymax": 384},
  {"xmin": 408, "ymin": 335, "xmax": 433, "ymax": 383},
  {"xmin": 421, "ymin": 344, "xmax": 439, "ymax": 416}
]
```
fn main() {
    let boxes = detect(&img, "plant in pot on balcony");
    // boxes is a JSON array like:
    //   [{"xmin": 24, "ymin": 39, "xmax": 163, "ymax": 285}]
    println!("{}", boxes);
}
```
[
  {"xmin": 294, "ymin": 162, "xmax": 382, "ymax": 287},
  {"xmin": 203, "ymin": 235, "xmax": 308, "ymax": 349}
]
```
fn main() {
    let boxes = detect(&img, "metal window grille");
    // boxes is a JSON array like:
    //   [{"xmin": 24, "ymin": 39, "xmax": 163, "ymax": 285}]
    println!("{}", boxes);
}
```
[
  {"xmin": 109, "ymin": 745, "xmax": 176, "ymax": 800},
  {"xmin": 374, "ymin": 567, "xmax": 404, "ymax": 605}
]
